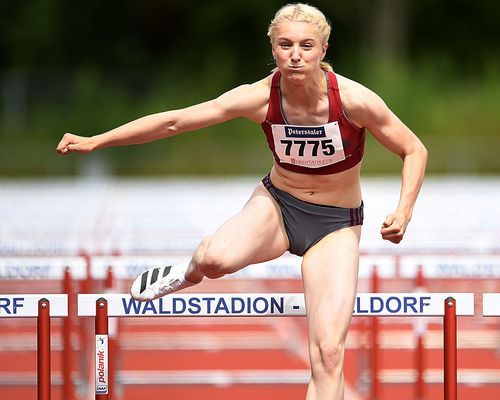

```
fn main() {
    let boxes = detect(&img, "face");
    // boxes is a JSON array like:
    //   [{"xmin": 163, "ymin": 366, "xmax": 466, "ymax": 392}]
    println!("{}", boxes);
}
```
[{"xmin": 272, "ymin": 21, "xmax": 328, "ymax": 81}]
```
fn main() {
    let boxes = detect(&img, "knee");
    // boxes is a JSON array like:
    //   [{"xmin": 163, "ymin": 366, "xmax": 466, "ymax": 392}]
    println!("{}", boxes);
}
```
[
  {"xmin": 194, "ymin": 236, "xmax": 232, "ymax": 279},
  {"xmin": 309, "ymin": 338, "xmax": 345, "ymax": 377}
]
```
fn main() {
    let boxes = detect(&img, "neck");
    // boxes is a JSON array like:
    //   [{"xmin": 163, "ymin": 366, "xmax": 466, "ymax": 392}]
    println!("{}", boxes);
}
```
[{"xmin": 280, "ymin": 68, "xmax": 327, "ymax": 105}]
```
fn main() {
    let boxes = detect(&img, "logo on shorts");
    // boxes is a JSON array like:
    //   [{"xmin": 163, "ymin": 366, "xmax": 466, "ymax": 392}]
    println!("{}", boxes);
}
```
[{"xmin": 285, "ymin": 125, "xmax": 326, "ymax": 138}]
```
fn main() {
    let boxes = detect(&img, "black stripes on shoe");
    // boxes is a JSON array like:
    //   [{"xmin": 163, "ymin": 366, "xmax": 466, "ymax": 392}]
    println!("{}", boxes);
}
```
[
  {"xmin": 139, "ymin": 266, "xmax": 173, "ymax": 294},
  {"xmin": 140, "ymin": 271, "xmax": 149, "ymax": 293},
  {"xmin": 150, "ymin": 268, "xmax": 160, "ymax": 285}
]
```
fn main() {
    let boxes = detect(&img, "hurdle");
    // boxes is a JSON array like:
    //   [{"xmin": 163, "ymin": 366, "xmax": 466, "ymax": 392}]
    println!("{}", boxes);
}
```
[
  {"xmin": 0, "ymin": 294, "xmax": 68, "ymax": 400},
  {"xmin": 78, "ymin": 292, "xmax": 474, "ymax": 400}
]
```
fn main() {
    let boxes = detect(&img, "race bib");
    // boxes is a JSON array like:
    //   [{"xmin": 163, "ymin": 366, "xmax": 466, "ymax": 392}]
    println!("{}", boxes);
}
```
[{"xmin": 271, "ymin": 122, "xmax": 346, "ymax": 168}]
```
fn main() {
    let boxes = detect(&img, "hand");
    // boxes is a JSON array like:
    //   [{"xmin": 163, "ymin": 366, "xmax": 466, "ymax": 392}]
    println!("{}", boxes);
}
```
[
  {"xmin": 380, "ymin": 211, "xmax": 410, "ymax": 244},
  {"xmin": 56, "ymin": 133, "xmax": 95, "ymax": 155}
]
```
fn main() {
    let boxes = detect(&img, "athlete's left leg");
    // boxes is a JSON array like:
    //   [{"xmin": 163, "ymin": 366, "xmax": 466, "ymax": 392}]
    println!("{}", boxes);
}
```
[{"xmin": 301, "ymin": 225, "xmax": 361, "ymax": 400}]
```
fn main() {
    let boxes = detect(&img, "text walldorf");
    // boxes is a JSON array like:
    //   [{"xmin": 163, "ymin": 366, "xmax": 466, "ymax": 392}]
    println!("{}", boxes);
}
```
[
  {"xmin": 118, "ymin": 295, "xmax": 434, "ymax": 317},
  {"xmin": 0, "ymin": 297, "xmax": 24, "ymax": 314},
  {"xmin": 354, "ymin": 295, "xmax": 432, "ymax": 315}
]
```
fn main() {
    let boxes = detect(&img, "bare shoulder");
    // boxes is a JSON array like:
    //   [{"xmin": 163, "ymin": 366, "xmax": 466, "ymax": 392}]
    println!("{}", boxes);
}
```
[
  {"xmin": 335, "ymin": 73, "xmax": 388, "ymax": 127},
  {"xmin": 216, "ymin": 75, "xmax": 272, "ymax": 123}
]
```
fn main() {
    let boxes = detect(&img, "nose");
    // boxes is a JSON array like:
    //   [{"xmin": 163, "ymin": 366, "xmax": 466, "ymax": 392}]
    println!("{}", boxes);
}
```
[{"xmin": 291, "ymin": 45, "xmax": 301, "ymax": 63}]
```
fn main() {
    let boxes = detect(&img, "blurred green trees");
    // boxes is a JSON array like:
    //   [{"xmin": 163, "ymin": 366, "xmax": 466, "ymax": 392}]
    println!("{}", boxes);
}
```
[{"xmin": 0, "ymin": 0, "xmax": 499, "ymax": 176}]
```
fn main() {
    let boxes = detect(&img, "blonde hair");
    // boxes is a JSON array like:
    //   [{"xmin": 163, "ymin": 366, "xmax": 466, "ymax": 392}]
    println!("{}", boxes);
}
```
[{"xmin": 268, "ymin": 3, "xmax": 332, "ymax": 71}]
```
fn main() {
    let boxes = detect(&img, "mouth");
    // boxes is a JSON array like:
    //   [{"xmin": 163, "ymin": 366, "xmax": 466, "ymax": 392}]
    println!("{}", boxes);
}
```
[{"xmin": 288, "ymin": 65, "xmax": 305, "ymax": 72}]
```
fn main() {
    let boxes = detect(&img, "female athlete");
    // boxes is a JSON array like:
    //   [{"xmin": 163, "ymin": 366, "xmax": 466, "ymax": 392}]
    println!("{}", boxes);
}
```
[{"xmin": 56, "ymin": 4, "xmax": 427, "ymax": 399}]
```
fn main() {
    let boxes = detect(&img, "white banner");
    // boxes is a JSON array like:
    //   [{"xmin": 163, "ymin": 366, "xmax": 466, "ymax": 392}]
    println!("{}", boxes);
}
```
[
  {"xmin": 2, "ymin": 254, "xmax": 496, "ymax": 281},
  {"xmin": 90, "ymin": 254, "xmax": 397, "ymax": 280},
  {"xmin": 0, "ymin": 294, "xmax": 68, "ymax": 317},
  {"xmin": 400, "ymin": 255, "xmax": 500, "ymax": 279},
  {"xmin": 0, "ymin": 257, "xmax": 87, "ymax": 280},
  {"xmin": 78, "ymin": 293, "xmax": 474, "ymax": 317},
  {"xmin": 482, "ymin": 293, "xmax": 500, "ymax": 316}
]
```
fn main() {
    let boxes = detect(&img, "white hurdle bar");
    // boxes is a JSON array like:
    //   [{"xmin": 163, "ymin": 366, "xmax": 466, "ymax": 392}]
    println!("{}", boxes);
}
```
[
  {"xmin": 482, "ymin": 293, "xmax": 500, "ymax": 316},
  {"xmin": 0, "ymin": 294, "xmax": 68, "ymax": 400},
  {"xmin": 78, "ymin": 293, "xmax": 475, "ymax": 317},
  {"xmin": 77, "ymin": 292, "xmax": 473, "ymax": 400}
]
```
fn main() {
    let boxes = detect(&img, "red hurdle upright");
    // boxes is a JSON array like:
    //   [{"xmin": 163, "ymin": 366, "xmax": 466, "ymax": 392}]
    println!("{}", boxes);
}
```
[
  {"xmin": 370, "ymin": 266, "xmax": 380, "ymax": 400},
  {"xmin": 95, "ymin": 298, "xmax": 109, "ymax": 400},
  {"xmin": 62, "ymin": 268, "xmax": 75, "ymax": 400},
  {"xmin": 415, "ymin": 265, "xmax": 426, "ymax": 400},
  {"xmin": 37, "ymin": 298, "xmax": 51, "ymax": 400},
  {"xmin": 105, "ymin": 266, "xmax": 118, "ymax": 400},
  {"xmin": 444, "ymin": 297, "xmax": 457, "ymax": 400}
]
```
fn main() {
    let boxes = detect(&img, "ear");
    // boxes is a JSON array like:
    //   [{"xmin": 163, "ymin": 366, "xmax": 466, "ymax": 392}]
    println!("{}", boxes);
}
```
[{"xmin": 321, "ymin": 42, "xmax": 329, "ymax": 60}]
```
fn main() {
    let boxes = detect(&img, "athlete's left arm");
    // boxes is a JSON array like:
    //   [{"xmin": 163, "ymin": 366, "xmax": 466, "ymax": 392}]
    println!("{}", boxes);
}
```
[{"xmin": 346, "ymin": 83, "xmax": 428, "ymax": 244}]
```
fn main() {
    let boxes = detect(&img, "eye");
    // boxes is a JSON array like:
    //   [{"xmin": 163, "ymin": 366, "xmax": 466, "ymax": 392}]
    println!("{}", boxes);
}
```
[
  {"xmin": 302, "ymin": 42, "xmax": 314, "ymax": 49},
  {"xmin": 279, "ymin": 42, "xmax": 291, "ymax": 49}
]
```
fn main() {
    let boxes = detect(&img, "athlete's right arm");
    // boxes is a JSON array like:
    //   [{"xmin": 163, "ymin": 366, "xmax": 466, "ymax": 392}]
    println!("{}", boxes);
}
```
[{"xmin": 56, "ymin": 78, "xmax": 271, "ymax": 155}]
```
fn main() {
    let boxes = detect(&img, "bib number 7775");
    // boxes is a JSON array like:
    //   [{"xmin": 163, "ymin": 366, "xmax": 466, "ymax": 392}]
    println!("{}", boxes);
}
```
[
  {"xmin": 271, "ymin": 122, "xmax": 346, "ymax": 168},
  {"xmin": 280, "ymin": 139, "xmax": 335, "ymax": 157}
]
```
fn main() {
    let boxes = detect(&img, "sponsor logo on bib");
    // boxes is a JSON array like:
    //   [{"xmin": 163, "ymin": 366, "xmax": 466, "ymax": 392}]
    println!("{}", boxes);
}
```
[{"xmin": 285, "ymin": 126, "xmax": 326, "ymax": 138}]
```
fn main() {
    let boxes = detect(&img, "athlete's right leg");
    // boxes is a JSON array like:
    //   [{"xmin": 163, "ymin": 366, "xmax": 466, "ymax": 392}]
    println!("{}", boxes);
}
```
[
  {"xmin": 186, "ymin": 183, "xmax": 290, "ymax": 282},
  {"xmin": 131, "ymin": 182, "xmax": 290, "ymax": 300}
]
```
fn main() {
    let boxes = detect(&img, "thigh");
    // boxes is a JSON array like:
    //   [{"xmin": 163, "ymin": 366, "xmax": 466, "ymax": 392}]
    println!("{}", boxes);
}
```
[
  {"xmin": 301, "ymin": 226, "xmax": 361, "ymax": 344},
  {"xmin": 204, "ymin": 182, "xmax": 290, "ymax": 272}
]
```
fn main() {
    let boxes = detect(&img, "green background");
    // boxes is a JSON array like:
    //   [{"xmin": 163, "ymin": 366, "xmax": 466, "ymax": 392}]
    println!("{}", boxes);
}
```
[{"xmin": 1, "ymin": 0, "xmax": 499, "ymax": 177}]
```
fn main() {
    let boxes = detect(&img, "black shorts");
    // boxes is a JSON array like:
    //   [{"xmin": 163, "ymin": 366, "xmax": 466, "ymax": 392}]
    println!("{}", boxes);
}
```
[{"xmin": 262, "ymin": 174, "xmax": 363, "ymax": 256}]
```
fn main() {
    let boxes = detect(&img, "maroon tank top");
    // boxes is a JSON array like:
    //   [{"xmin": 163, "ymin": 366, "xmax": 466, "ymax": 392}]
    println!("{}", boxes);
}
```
[{"xmin": 260, "ymin": 70, "xmax": 365, "ymax": 174}]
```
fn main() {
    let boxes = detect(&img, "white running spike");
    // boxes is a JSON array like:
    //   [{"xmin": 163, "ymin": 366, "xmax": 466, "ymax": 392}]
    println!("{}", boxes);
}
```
[{"xmin": 130, "ymin": 263, "xmax": 194, "ymax": 301}]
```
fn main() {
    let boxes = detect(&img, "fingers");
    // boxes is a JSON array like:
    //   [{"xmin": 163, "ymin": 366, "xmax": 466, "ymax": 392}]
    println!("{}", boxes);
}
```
[
  {"xmin": 56, "ymin": 133, "xmax": 75, "ymax": 155},
  {"xmin": 381, "ymin": 229, "xmax": 403, "ymax": 244},
  {"xmin": 57, "ymin": 144, "xmax": 72, "ymax": 155},
  {"xmin": 381, "ymin": 214, "xmax": 394, "ymax": 228},
  {"xmin": 380, "ymin": 214, "xmax": 406, "ymax": 244},
  {"xmin": 56, "ymin": 133, "xmax": 92, "ymax": 155}
]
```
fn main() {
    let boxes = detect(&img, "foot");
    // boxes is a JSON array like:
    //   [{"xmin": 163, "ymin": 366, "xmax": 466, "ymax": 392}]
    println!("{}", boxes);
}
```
[{"xmin": 130, "ymin": 264, "xmax": 195, "ymax": 301}]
